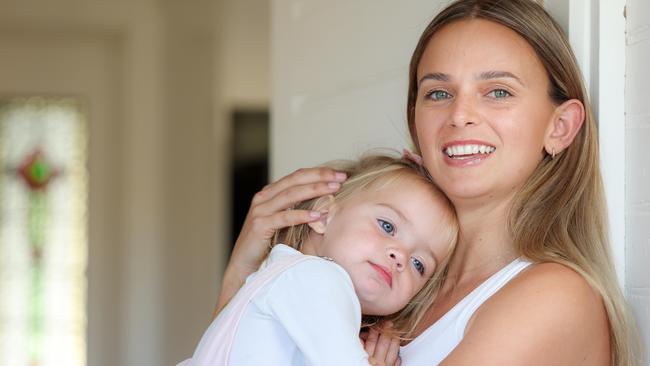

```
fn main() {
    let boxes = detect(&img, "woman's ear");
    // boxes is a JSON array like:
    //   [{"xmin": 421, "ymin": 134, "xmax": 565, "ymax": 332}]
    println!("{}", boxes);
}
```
[
  {"xmin": 544, "ymin": 99, "xmax": 585, "ymax": 156},
  {"xmin": 307, "ymin": 195, "xmax": 335, "ymax": 234}
]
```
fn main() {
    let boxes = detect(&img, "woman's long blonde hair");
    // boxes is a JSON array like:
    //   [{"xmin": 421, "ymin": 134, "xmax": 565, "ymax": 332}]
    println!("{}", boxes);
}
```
[
  {"xmin": 273, "ymin": 152, "xmax": 458, "ymax": 338},
  {"xmin": 406, "ymin": 0, "xmax": 640, "ymax": 364}
]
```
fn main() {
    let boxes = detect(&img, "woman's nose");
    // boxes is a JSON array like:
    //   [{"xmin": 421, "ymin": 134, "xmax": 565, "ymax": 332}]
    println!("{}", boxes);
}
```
[{"xmin": 449, "ymin": 93, "xmax": 479, "ymax": 127}]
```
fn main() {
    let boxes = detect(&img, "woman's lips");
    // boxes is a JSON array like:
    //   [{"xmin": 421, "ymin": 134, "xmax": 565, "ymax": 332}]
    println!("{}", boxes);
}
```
[
  {"xmin": 369, "ymin": 262, "xmax": 392, "ymax": 288},
  {"xmin": 443, "ymin": 152, "xmax": 492, "ymax": 167},
  {"xmin": 442, "ymin": 140, "xmax": 496, "ymax": 167}
]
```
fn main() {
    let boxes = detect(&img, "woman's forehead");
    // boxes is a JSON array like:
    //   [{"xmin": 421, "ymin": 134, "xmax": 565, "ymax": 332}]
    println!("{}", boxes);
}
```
[{"xmin": 417, "ymin": 19, "xmax": 545, "ymax": 82}]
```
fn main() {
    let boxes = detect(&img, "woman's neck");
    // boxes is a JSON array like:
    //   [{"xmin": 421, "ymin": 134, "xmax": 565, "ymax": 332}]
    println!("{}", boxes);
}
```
[{"xmin": 447, "ymin": 196, "xmax": 518, "ymax": 284}]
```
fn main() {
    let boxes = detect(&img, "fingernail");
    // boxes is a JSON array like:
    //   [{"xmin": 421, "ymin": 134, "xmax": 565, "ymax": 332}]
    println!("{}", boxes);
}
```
[
  {"xmin": 309, "ymin": 211, "xmax": 321, "ymax": 218},
  {"xmin": 334, "ymin": 172, "xmax": 347, "ymax": 181},
  {"xmin": 328, "ymin": 182, "xmax": 340, "ymax": 189}
]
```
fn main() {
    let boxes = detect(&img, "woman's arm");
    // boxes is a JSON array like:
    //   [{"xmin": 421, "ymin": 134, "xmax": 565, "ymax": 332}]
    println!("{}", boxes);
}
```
[
  {"xmin": 442, "ymin": 263, "xmax": 610, "ymax": 365},
  {"xmin": 213, "ymin": 167, "xmax": 347, "ymax": 317}
]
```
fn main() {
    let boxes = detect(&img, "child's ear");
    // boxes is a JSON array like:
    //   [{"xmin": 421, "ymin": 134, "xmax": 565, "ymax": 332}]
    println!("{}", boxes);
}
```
[
  {"xmin": 307, "ymin": 195, "xmax": 335, "ymax": 234},
  {"xmin": 544, "ymin": 99, "xmax": 585, "ymax": 157}
]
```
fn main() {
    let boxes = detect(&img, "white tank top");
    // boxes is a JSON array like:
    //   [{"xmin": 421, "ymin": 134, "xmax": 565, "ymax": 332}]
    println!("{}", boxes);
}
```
[{"xmin": 400, "ymin": 258, "xmax": 533, "ymax": 366}]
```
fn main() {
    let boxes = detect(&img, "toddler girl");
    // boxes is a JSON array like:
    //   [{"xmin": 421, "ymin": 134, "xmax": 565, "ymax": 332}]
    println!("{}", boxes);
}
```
[{"xmin": 179, "ymin": 153, "xmax": 458, "ymax": 366}]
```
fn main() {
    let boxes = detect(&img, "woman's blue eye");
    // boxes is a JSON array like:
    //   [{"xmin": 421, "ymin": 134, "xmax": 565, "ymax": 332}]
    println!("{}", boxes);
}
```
[
  {"xmin": 427, "ymin": 90, "xmax": 451, "ymax": 101},
  {"xmin": 411, "ymin": 257, "xmax": 425, "ymax": 275},
  {"xmin": 488, "ymin": 89, "xmax": 511, "ymax": 99},
  {"xmin": 377, "ymin": 219, "xmax": 395, "ymax": 235}
]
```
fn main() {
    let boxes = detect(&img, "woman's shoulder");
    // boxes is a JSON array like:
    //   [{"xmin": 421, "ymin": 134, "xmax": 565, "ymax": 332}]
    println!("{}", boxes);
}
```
[
  {"xmin": 447, "ymin": 261, "xmax": 610, "ymax": 365},
  {"xmin": 504, "ymin": 261, "xmax": 602, "ymax": 303}
]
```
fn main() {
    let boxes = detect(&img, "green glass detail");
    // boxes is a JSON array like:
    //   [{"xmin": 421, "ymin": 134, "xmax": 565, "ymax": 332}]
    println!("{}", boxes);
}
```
[
  {"xmin": 19, "ymin": 151, "xmax": 57, "ymax": 191},
  {"xmin": 29, "ymin": 263, "xmax": 44, "ymax": 365},
  {"xmin": 28, "ymin": 157, "xmax": 52, "ymax": 186},
  {"xmin": 28, "ymin": 191, "xmax": 46, "ymax": 365},
  {"xmin": 28, "ymin": 192, "xmax": 46, "ymax": 253}
]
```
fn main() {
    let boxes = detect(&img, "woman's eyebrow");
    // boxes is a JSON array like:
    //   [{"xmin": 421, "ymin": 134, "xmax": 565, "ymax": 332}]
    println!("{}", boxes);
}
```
[
  {"xmin": 477, "ymin": 70, "xmax": 525, "ymax": 86},
  {"xmin": 418, "ymin": 70, "xmax": 526, "ymax": 87},
  {"xmin": 418, "ymin": 72, "xmax": 450, "ymax": 87}
]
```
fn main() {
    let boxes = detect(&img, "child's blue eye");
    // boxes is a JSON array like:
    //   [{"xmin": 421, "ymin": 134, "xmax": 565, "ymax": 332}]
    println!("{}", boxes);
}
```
[
  {"xmin": 377, "ymin": 219, "xmax": 395, "ymax": 235},
  {"xmin": 411, "ymin": 257, "xmax": 425, "ymax": 275}
]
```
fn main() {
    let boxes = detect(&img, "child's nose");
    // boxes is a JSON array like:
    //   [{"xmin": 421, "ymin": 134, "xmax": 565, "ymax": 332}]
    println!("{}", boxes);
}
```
[{"xmin": 388, "ymin": 249, "xmax": 406, "ymax": 272}]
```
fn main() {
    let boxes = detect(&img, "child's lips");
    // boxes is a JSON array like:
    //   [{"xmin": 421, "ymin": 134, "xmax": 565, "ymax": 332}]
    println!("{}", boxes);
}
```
[{"xmin": 369, "ymin": 262, "xmax": 392, "ymax": 288}]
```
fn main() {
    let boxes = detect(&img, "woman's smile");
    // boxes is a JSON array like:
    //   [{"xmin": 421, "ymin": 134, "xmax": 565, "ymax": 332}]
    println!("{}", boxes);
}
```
[{"xmin": 442, "ymin": 139, "xmax": 496, "ymax": 167}]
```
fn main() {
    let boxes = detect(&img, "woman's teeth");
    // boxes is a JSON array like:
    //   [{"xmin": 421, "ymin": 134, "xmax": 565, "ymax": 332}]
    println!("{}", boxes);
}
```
[{"xmin": 445, "ymin": 144, "xmax": 496, "ymax": 157}]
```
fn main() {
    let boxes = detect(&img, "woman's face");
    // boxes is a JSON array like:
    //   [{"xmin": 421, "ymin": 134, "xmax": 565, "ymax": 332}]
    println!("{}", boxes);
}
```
[{"xmin": 414, "ymin": 19, "xmax": 558, "ymax": 207}]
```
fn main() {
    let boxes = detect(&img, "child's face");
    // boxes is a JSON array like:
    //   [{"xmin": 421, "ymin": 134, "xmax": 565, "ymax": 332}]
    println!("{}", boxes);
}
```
[{"xmin": 315, "ymin": 175, "xmax": 454, "ymax": 316}]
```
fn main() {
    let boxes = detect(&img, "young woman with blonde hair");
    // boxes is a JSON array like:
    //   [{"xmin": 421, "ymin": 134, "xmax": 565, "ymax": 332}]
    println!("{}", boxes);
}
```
[{"xmin": 214, "ymin": 0, "xmax": 641, "ymax": 364}]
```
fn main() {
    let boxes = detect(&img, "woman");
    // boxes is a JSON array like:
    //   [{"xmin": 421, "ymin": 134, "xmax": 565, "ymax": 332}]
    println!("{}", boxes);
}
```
[{"xmin": 215, "ymin": 0, "xmax": 640, "ymax": 365}]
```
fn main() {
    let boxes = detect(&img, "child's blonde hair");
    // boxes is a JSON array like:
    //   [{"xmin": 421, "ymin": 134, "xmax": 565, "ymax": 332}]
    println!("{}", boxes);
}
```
[{"xmin": 272, "ymin": 152, "xmax": 458, "ymax": 337}]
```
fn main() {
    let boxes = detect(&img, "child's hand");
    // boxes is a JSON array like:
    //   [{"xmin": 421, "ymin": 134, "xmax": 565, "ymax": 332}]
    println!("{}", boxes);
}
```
[
  {"xmin": 363, "ymin": 325, "xmax": 402, "ymax": 366},
  {"xmin": 214, "ymin": 167, "xmax": 346, "ymax": 316}
]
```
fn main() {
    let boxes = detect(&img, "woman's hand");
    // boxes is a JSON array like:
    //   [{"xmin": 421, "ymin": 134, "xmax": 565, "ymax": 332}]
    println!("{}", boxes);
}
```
[
  {"xmin": 363, "ymin": 326, "xmax": 402, "ymax": 366},
  {"xmin": 213, "ymin": 167, "xmax": 347, "ymax": 317}
]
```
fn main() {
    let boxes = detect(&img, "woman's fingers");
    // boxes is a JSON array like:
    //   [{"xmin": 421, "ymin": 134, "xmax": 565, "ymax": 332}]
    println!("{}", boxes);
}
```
[
  {"xmin": 228, "ymin": 168, "xmax": 345, "ymax": 274},
  {"xmin": 247, "ymin": 209, "xmax": 323, "ymax": 240},
  {"xmin": 252, "ymin": 181, "xmax": 341, "ymax": 216},
  {"xmin": 216, "ymin": 166, "xmax": 346, "ymax": 316},
  {"xmin": 229, "ymin": 210, "xmax": 320, "ymax": 273},
  {"xmin": 253, "ymin": 167, "xmax": 346, "ymax": 206}
]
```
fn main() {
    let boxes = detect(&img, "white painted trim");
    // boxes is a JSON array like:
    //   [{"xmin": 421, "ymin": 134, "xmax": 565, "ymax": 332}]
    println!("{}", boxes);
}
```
[
  {"xmin": 568, "ymin": 0, "xmax": 596, "ymax": 97},
  {"xmin": 544, "ymin": 0, "xmax": 626, "ymax": 287},
  {"xmin": 597, "ymin": 0, "xmax": 627, "ymax": 289}
]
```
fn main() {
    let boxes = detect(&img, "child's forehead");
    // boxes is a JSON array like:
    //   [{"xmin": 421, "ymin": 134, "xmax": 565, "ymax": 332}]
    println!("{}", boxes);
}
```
[
  {"xmin": 367, "ymin": 172, "xmax": 433, "ymax": 193},
  {"xmin": 344, "ymin": 174, "xmax": 438, "ymax": 209}
]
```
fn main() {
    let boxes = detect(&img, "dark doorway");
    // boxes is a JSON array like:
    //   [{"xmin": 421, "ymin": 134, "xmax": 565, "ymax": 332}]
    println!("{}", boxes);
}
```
[{"xmin": 230, "ymin": 109, "xmax": 269, "ymax": 254}]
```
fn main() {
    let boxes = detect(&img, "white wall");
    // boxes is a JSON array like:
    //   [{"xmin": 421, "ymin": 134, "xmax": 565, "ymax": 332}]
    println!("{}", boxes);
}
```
[
  {"xmin": 545, "ymin": 0, "xmax": 628, "ymax": 289},
  {"xmin": 625, "ymin": 0, "xmax": 650, "ymax": 361},
  {"xmin": 220, "ymin": 0, "xmax": 270, "ymax": 109},
  {"xmin": 271, "ymin": 0, "xmax": 450, "ymax": 179}
]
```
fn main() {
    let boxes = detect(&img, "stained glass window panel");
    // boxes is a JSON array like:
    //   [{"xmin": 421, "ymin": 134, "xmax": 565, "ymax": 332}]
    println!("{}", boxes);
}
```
[{"xmin": 0, "ymin": 97, "xmax": 88, "ymax": 366}]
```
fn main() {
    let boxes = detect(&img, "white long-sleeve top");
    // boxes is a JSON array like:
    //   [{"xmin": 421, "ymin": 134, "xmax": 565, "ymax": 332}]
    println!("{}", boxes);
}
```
[{"xmin": 179, "ymin": 244, "xmax": 371, "ymax": 366}]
